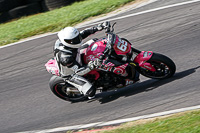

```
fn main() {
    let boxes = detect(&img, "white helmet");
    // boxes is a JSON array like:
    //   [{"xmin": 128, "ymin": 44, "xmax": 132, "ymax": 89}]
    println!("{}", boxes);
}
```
[{"xmin": 57, "ymin": 27, "xmax": 82, "ymax": 48}]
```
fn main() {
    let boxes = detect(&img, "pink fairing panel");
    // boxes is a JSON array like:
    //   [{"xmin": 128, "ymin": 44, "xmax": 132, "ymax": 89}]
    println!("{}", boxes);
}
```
[
  {"xmin": 134, "ymin": 51, "xmax": 156, "ymax": 72},
  {"xmin": 45, "ymin": 58, "xmax": 60, "ymax": 76},
  {"xmin": 113, "ymin": 35, "xmax": 132, "ymax": 55},
  {"xmin": 84, "ymin": 39, "xmax": 107, "ymax": 64},
  {"xmin": 83, "ymin": 38, "xmax": 129, "ymax": 77}
]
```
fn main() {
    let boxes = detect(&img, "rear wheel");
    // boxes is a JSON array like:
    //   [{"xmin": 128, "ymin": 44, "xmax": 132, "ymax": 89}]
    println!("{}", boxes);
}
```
[
  {"xmin": 0, "ymin": 0, "xmax": 24, "ymax": 12},
  {"xmin": 138, "ymin": 53, "xmax": 176, "ymax": 79},
  {"xmin": 8, "ymin": 3, "xmax": 42, "ymax": 19},
  {"xmin": 49, "ymin": 76, "xmax": 86, "ymax": 102}
]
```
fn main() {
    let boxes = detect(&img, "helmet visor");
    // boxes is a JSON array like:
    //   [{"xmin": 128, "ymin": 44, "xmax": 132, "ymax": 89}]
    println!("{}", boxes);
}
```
[{"xmin": 64, "ymin": 34, "xmax": 82, "ymax": 45}]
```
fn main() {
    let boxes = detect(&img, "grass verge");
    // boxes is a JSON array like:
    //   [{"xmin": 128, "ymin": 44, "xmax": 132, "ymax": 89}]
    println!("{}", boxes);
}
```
[
  {"xmin": 0, "ymin": 0, "xmax": 136, "ymax": 46},
  {"xmin": 100, "ymin": 110, "xmax": 200, "ymax": 133}
]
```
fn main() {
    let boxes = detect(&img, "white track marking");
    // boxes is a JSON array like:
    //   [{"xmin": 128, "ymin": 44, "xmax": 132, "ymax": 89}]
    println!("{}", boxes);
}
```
[
  {"xmin": 79, "ymin": 0, "xmax": 200, "ymax": 28},
  {"xmin": 2, "ymin": 0, "xmax": 200, "ymax": 49},
  {"xmin": 75, "ymin": 0, "xmax": 159, "ymax": 28},
  {"xmin": 0, "ymin": 0, "xmax": 159, "ymax": 50},
  {"xmin": 17, "ymin": 105, "xmax": 200, "ymax": 133},
  {"xmin": 0, "ymin": 33, "xmax": 57, "ymax": 49}
]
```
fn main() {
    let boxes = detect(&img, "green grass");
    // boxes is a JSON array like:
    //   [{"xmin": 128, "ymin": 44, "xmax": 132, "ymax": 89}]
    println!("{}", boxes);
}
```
[
  {"xmin": 0, "ymin": 0, "xmax": 135, "ymax": 46},
  {"xmin": 102, "ymin": 110, "xmax": 200, "ymax": 133}
]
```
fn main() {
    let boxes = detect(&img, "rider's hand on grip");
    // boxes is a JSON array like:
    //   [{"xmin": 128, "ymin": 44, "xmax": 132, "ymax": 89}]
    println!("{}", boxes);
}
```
[
  {"xmin": 88, "ymin": 58, "xmax": 102, "ymax": 70},
  {"xmin": 96, "ymin": 24, "xmax": 104, "ymax": 31},
  {"xmin": 97, "ymin": 21, "xmax": 110, "ymax": 31},
  {"xmin": 88, "ymin": 61, "xmax": 95, "ymax": 70},
  {"xmin": 104, "ymin": 21, "xmax": 111, "ymax": 33},
  {"xmin": 103, "ymin": 21, "xmax": 110, "ymax": 29},
  {"xmin": 93, "ymin": 58, "xmax": 102, "ymax": 68}
]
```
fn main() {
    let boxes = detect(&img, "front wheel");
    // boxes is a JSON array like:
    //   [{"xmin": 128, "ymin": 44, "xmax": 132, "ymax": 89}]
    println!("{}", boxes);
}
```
[
  {"xmin": 138, "ymin": 53, "xmax": 176, "ymax": 79},
  {"xmin": 49, "ymin": 76, "xmax": 86, "ymax": 102}
]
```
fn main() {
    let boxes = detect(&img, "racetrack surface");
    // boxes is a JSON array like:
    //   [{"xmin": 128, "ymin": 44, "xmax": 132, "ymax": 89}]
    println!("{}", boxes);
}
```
[{"xmin": 0, "ymin": 0, "xmax": 200, "ymax": 132}]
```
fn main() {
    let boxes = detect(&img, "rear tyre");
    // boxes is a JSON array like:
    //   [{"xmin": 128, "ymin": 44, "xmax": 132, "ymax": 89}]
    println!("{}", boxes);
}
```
[
  {"xmin": 26, "ymin": 0, "xmax": 43, "ymax": 4},
  {"xmin": 8, "ymin": 3, "xmax": 42, "ymax": 19},
  {"xmin": 0, "ymin": 0, "xmax": 24, "ymax": 12},
  {"xmin": 49, "ymin": 75, "xmax": 86, "ymax": 102},
  {"xmin": 138, "ymin": 53, "xmax": 176, "ymax": 79}
]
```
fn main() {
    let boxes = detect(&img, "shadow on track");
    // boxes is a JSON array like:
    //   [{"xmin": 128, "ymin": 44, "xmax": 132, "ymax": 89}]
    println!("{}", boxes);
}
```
[{"xmin": 90, "ymin": 66, "xmax": 200, "ymax": 104}]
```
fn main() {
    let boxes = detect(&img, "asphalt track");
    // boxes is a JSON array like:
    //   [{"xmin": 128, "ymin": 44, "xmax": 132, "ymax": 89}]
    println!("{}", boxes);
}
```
[{"xmin": 0, "ymin": 0, "xmax": 200, "ymax": 132}]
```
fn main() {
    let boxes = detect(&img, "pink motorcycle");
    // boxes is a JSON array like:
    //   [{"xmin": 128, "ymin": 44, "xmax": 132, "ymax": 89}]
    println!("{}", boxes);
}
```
[{"xmin": 45, "ymin": 22, "xmax": 176, "ymax": 102}]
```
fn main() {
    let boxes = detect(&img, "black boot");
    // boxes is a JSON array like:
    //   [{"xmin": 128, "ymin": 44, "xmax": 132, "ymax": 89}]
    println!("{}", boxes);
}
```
[{"xmin": 86, "ymin": 86, "xmax": 96, "ymax": 99}]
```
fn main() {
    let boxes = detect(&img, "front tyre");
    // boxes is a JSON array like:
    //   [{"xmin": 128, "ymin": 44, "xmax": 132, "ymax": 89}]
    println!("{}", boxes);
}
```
[
  {"xmin": 49, "ymin": 76, "xmax": 86, "ymax": 102},
  {"xmin": 138, "ymin": 53, "xmax": 176, "ymax": 79}
]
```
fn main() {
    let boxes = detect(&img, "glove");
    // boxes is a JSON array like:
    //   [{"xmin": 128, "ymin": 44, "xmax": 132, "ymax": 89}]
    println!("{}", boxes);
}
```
[
  {"xmin": 96, "ymin": 21, "xmax": 110, "ymax": 31},
  {"xmin": 93, "ymin": 58, "xmax": 102, "ymax": 68},
  {"xmin": 88, "ymin": 61, "xmax": 95, "ymax": 70},
  {"xmin": 87, "ymin": 58, "xmax": 102, "ymax": 69}
]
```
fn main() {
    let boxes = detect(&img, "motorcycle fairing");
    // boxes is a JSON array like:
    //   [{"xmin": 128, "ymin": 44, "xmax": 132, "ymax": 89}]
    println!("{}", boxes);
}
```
[
  {"xmin": 45, "ymin": 58, "xmax": 60, "ymax": 76},
  {"xmin": 84, "ymin": 38, "xmax": 107, "ymax": 64},
  {"xmin": 83, "ymin": 39, "xmax": 130, "ymax": 77},
  {"xmin": 113, "ymin": 35, "xmax": 132, "ymax": 55},
  {"xmin": 134, "ymin": 51, "xmax": 156, "ymax": 72}
]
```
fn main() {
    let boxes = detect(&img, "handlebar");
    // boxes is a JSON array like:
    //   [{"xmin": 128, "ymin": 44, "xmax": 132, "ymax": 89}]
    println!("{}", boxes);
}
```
[
  {"xmin": 98, "ymin": 22, "xmax": 117, "ymax": 62},
  {"xmin": 105, "ymin": 22, "xmax": 116, "ymax": 33}
]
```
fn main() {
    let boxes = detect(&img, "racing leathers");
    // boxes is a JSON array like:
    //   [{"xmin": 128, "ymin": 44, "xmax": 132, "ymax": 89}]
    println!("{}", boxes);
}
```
[{"xmin": 54, "ymin": 27, "xmax": 100, "ymax": 98}]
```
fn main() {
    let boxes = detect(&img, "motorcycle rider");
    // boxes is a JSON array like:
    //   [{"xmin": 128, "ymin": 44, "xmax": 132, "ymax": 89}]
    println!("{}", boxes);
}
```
[
  {"xmin": 54, "ymin": 21, "xmax": 139, "ymax": 99},
  {"xmin": 54, "ymin": 22, "xmax": 110, "ymax": 99}
]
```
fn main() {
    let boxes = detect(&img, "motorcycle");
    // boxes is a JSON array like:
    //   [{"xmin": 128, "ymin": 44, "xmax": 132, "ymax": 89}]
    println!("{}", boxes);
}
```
[{"xmin": 45, "ymin": 22, "xmax": 176, "ymax": 102}]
